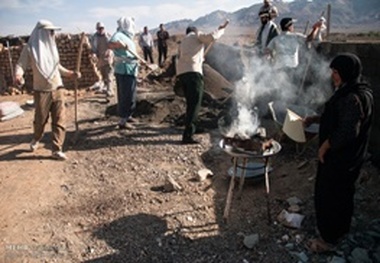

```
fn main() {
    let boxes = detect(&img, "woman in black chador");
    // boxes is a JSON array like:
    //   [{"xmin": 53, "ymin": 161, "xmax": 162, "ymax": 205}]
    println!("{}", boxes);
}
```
[{"xmin": 304, "ymin": 53, "xmax": 374, "ymax": 252}]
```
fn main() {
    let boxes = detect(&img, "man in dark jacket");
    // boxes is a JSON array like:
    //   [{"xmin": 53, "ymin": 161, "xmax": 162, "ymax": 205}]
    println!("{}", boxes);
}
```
[
  {"xmin": 156, "ymin": 23, "xmax": 169, "ymax": 67},
  {"xmin": 304, "ymin": 53, "xmax": 374, "ymax": 252}
]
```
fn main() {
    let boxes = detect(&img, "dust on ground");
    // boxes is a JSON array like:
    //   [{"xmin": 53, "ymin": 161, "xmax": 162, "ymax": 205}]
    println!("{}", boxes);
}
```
[
  {"xmin": 1, "ymin": 31, "xmax": 380, "ymax": 263},
  {"xmin": 1, "ymin": 78, "xmax": 379, "ymax": 263}
]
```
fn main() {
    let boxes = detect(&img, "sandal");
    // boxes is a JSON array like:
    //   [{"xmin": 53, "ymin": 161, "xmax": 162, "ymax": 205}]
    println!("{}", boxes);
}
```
[{"xmin": 306, "ymin": 238, "xmax": 334, "ymax": 253}]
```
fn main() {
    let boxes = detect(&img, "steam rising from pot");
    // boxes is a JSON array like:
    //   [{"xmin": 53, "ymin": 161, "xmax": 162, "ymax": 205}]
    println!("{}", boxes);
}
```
[{"xmin": 215, "ymin": 43, "xmax": 332, "ymax": 139}]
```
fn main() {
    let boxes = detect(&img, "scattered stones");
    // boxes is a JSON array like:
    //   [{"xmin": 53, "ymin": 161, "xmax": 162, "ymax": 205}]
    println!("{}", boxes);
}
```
[
  {"xmin": 196, "ymin": 168, "xmax": 213, "ymax": 182},
  {"xmin": 290, "ymin": 251, "xmax": 308, "ymax": 262},
  {"xmin": 297, "ymin": 160, "xmax": 309, "ymax": 169},
  {"xmin": 285, "ymin": 243, "xmax": 295, "ymax": 250},
  {"xmin": 288, "ymin": 204, "xmax": 301, "ymax": 213},
  {"xmin": 277, "ymin": 209, "xmax": 305, "ymax": 229},
  {"xmin": 286, "ymin": 196, "xmax": 302, "ymax": 206},
  {"xmin": 60, "ymin": 184, "xmax": 70, "ymax": 192},
  {"xmin": 281, "ymin": 234, "xmax": 290, "ymax": 242},
  {"xmin": 295, "ymin": 234, "xmax": 303, "ymax": 244},
  {"xmin": 328, "ymin": 256, "xmax": 346, "ymax": 263},
  {"xmin": 349, "ymin": 247, "xmax": 371, "ymax": 263},
  {"xmin": 164, "ymin": 174, "xmax": 182, "ymax": 192},
  {"xmin": 243, "ymin": 234, "xmax": 260, "ymax": 249}
]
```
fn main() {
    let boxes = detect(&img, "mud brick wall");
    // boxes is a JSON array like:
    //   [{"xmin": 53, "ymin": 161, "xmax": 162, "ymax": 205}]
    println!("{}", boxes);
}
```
[{"xmin": 0, "ymin": 33, "xmax": 99, "ymax": 92}]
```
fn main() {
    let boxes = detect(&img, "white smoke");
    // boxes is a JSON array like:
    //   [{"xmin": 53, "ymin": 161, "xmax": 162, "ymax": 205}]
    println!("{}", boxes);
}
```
[
  {"xmin": 216, "ymin": 43, "xmax": 332, "ymax": 138},
  {"xmin": 223, "ymin": 102, "xmax": 260, "ymax": 139}
]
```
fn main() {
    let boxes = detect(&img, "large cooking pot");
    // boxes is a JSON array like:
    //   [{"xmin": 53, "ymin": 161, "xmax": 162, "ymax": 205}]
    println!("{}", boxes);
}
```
[{"xmin": 219, "ymin": 138, "xmax": 281, "ymax": 158}]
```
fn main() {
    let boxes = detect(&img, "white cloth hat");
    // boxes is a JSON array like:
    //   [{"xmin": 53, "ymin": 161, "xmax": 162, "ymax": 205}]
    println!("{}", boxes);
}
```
[
  {"xmin": 28, "ymin": 20, "xmax": 60, "ymax": 81},
  {"xmin": 37, "ymin": 19, "xmax": 61, "ymax": 30},
  {"xmin": 117, "ymin": 17, "xmax": 136, "ymax": 36}
]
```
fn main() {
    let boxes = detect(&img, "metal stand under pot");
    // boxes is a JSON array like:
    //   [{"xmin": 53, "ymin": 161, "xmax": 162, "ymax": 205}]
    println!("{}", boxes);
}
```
[{"xmin": 219, "ymin": 139, "xmax": 281, "ymax": 223}]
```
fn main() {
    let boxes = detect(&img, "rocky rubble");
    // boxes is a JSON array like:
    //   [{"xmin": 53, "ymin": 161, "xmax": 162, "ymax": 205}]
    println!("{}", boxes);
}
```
[{"xmin": 40, "ymin": 88, "xmax": 377, "ymax": 262}]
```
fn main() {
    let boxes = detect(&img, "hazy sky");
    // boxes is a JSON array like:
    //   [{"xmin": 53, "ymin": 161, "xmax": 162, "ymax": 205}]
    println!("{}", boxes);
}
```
[{"xmin": 0, "ymin": 0, "xmax": 272, "ymax": 36}]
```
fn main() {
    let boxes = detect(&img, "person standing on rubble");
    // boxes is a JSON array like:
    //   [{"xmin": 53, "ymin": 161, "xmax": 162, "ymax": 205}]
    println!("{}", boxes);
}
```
[
  {"xmin": 265, "ymin": 17, "xmax": 322, "ymax": 102},
  {"xmin": 108, "ymin": 17, "xmax": 139, "ymax": 129},
  {"xmin": 258, "ymin": 0, "xmax": 279, "ymax": 21},
  {"xmin": 176, "ymin": 22, "xmax": 227, "ymax": 144},
  {"xmin": 255, "ymin": 10, "xmax": 279, "ymax": 57},
  {"xmin": 14, "ymin": 19, "xmax": 81, "ymax": 160},
  {"xmin": 139, "ymin": 26, "xmax": 154, "ymax": 64},
  {"xmin": 303, "ymin": 53, "xmax": 374, "ymax": 253},
  {"xmin": 156, "ymin": 23, "xmax": 170, "ymax": 67},
  {"xmin": 90, "ymin": 22, "xmax": 114, "ymax": 97},
  {"xmin": 266, "ymin": 17, "xmax": 322, "ymax": 70}
]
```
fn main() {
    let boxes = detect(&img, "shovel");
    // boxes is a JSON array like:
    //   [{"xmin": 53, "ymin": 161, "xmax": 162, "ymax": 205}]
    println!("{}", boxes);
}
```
[{"xmin": 121, "ymin": 43, "xmax": 159, "ymax": 72}]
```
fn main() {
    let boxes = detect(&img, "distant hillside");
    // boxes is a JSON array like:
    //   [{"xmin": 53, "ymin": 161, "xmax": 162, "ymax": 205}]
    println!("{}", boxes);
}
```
[{"xmin": 162, "ymin": 0, "xmax": 380, "ymax": 34}]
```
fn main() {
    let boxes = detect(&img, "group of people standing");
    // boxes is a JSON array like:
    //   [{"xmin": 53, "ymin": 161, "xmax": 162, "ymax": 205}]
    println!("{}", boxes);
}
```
[
  {"xmin": 174, "ymin": 0, "xmax": 375, "ymax": 255},
  {"xmin": 13, "ymin": 3, "xmax": 374, "ymax": 256},
  {"xmin": 255, "ymin": 0, "xmax": 325, "ymax": 95},
  {"xmin": 13, "ymin": 18, "xmax": 170, "ymax": 159},
  {"xmin": 252, "ymin": 0, "xmax": 375, "ymax": 255},
  {"xmin": 138, "ymin": 23, "xmax": 170, "ymax": 67},
  {"xmin": 90, "ymin": 21, "xmax": 170, "ymax": 97}
]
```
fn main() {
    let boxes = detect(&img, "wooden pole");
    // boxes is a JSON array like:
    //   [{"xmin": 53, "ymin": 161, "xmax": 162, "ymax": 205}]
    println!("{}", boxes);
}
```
[
  {"xmin": 264, "ymin": 157, "xmax": 271, "ymax": 224},
  {"xmin": 237, "ymin": 158, "xmax": 248, "ymax": 199},
  {"xmin": 6, "ymin": 41, "xmax": 16, "ymax": 88},
  {"xmin": 298, "ymin": 10, "xmax": 326, "ymax": 96},
  {"xmin": 326, "ymin": 4, "xmax": 331, "ymax": 40},
  {"xmin": 124, "ymin": 46, "xmax": 158, "ymax": 71},
  {"xmin": 223, "ymin": 157, "xmax": 237, "ymax": 222},
  {"xmin": 204, "ymin": 19, "xmax": 230, "ymax": 58},
  {"xmin": 303, "ymin": 21, "xmax": 310, "ymax": 35},
  {"xmin": 75, "ymin": 32, "xmax": 86, "ymax": 132}
]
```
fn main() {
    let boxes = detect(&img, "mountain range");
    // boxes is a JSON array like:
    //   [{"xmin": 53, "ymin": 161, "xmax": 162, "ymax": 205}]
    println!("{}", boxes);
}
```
[{"xmin": 163, "ymin": 0, "xmax": 380, "ymax": 34}]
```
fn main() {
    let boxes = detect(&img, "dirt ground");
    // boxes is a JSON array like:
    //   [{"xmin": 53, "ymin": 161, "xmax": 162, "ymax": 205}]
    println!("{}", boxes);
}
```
[
  {"xmin": 1, "ymin": 31, "xmax": 380, "ymax": 262},
  {"xmin": 1, "ymin": 77, "xmax": 379, "ymax": 263}
]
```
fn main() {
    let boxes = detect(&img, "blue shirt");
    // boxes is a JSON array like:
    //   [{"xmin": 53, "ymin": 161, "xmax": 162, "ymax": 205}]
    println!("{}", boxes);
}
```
[{"xmin": 110, "ymin": 31, "xmax": 139, "ymax": 76}]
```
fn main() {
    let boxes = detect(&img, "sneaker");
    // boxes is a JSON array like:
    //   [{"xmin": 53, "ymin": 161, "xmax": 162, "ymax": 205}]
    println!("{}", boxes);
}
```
[
  {"xmin": 52, "ymin": 151, "xmax": 68, "ymax": 161},
  {"xmin": 95, "ymin": 89, "xmax": 107, "ymax": 95},
  {"xmin": 118, "ymin": 122, "xmax": 135, "ymax": 130},
  {"xmin": 30, "ymin": 139, "xmax": 39, "ymax": 152},
  {"xmin": 127, "ymin": 116, "xmax": 138, "ymax": 123},
  {"xmin": 106, "ymin": 90, "xmax": 114, "ymax": 97},
  {"xmin": 118, "ymin": 118, "xmax": 127, "ymax": 127}
]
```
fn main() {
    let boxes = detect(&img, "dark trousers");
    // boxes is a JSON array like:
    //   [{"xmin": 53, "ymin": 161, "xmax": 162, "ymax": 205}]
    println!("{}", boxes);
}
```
[
  {"xmin": 158, "ymin": 45, "xmax": 168, "ymax": 66},
  {"xmin": 178, "ymin": 72, "xmax": 204, "ymax": 140},
  {"xmin": 314, "ymin": 159, "xmax": 361, "ymax": 244},
  {"xmin": 143, "ymin": 46, "xmax": 154, "ymax": 63},
  {"xmin": 115, "ymin": 74, "xmax": 137, "ymax": 119}
]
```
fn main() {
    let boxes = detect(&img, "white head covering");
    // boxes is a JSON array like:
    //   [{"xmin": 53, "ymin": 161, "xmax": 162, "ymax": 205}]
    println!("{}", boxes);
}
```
[
  {"xmin": 117, "ymin": 17, "xmax": 136, "ymax": 37},
  {"xmin": 27, "ymin": 20, "xmax": 61, "ymax": 81}
]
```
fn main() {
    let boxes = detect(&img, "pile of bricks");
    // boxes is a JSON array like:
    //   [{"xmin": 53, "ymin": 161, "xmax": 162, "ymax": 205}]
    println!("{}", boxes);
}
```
[{"xmin": 0, "ymin": 33, "xmax": 99, "ymax": 94}]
